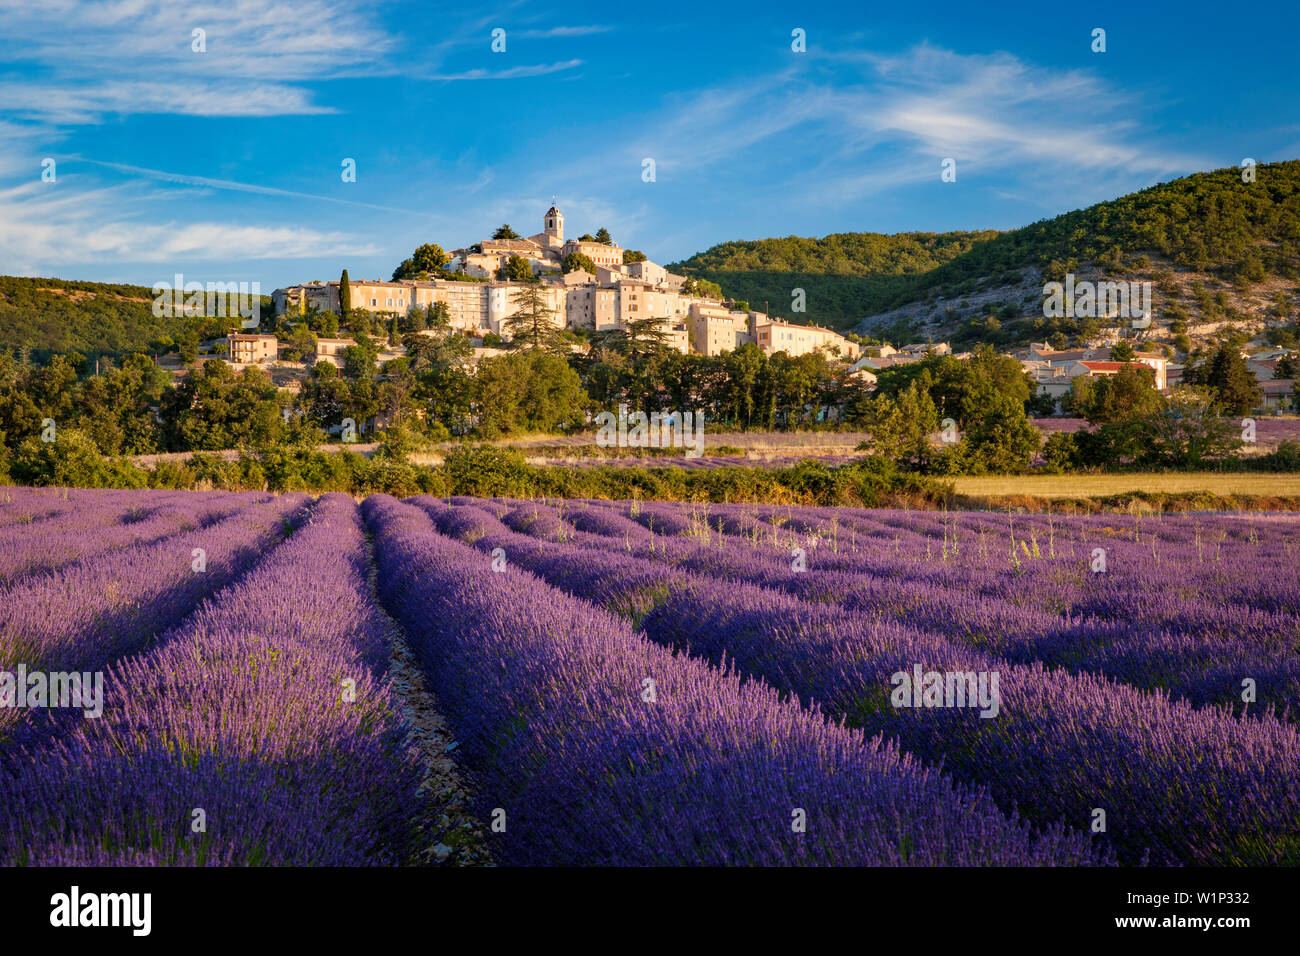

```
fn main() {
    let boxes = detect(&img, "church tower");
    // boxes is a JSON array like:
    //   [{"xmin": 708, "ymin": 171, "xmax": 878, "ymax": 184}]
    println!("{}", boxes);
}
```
[{"xmin": 544, "ymin": 204, "xmax": 564, "ymax": 245}]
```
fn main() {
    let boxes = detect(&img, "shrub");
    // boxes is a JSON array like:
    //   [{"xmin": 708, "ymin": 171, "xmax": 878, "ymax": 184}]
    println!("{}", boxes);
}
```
[{"xmin": 9, "ymin": 428, "xmax": 148, "ymax": 488}]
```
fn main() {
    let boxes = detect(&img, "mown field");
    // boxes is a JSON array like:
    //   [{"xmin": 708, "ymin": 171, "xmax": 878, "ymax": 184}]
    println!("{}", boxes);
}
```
[
  {"xmin": 1, "ymin": 486, "xmax": 1298, "ymax": 866},
  {"xmin": 951, "ymin": 472, "xmax": 1300, "ymax": 498}
]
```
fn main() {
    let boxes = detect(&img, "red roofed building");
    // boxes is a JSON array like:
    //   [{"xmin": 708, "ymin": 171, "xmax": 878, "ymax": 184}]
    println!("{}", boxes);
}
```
[{"xmin": 1079, "ymin": 360, "xmax": 1166, "ymax": 390}]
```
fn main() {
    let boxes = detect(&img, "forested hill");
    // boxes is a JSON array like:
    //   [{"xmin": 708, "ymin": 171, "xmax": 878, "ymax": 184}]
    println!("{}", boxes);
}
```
[
  {"xmin": 0, "ymin": 276, "xmax": 261, "ymax": 361},
  {"xmin": 669, "ymin": 160, "xmax": 1300, "ymax": 332},
  {"xmin": 668, "ymin": 231, "xmax": 999, "ymax": 328}
]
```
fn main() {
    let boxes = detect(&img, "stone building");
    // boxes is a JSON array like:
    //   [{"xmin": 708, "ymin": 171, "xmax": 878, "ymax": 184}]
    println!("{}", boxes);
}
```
[
  {"xmin": 226, "ymin": 333, "xmax": 279, "ymax": 365},
  {"xmin": 313, "ymin": 337, "xmax": 357, "ymax": 368},
  {"xmin": 754, "ymin": 320, "xmax": 860, "ymax": 360}
]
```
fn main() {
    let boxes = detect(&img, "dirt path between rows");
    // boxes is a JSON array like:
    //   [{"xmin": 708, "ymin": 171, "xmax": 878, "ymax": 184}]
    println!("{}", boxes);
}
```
[{"xmin": 363, "ymin": 536, "xmax": 494, "ymax": 867}]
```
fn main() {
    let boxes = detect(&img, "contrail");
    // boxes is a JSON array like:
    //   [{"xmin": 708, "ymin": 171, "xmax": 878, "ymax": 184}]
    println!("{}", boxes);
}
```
[{"xmin": 76, "ymin": 158, "xmax": 419, "ymax": 214}]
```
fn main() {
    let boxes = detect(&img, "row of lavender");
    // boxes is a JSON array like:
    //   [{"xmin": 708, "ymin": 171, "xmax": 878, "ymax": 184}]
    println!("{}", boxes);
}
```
[
  {"xmin": 518, "ymin": 498, "xmax": 1300, "ymax": 715},
  {"xmin": 4, "ymin": 485, "xmax": 1294, "ymax": 866},
  {"xmin": 1, "ymin": 488, "xmax": 1102, "ymax": 865},
  {"xmin": 0, "ymin": 489, "xmax": 315, "ymax": 748},
  {"xmin": 0, "ymin": 491, "xmax": 426, "ymax": 864},
  {"xmin": 420, "ymin": 496, "xmax": 1300, "ymax": 865},
  {"xmin": 363, "ymin": 494, "xmax": 1100, "ymax": 865},
  {"xmin": 0, "ymin": 489, "xmax": 1102, "ymax": 868},
  {"xmin": 0, "ymin": 490, "xmax": 260, "ymax": 583}
]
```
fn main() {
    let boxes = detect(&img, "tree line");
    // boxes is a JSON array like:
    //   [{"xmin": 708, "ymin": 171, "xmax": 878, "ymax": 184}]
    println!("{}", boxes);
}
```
[{"xmin": 1, "ymin": 288, "xmax": 1294, "ymax": 485}]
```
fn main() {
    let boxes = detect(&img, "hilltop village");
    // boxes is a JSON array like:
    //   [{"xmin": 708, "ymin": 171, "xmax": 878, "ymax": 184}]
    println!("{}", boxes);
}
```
[
  {"xmin": 203, "ymin": 203, "xmax": 1295, "ymax": 423},
  {"xmin": 267, "ymin": 205, "xmax": 860, "ymax": 362}
]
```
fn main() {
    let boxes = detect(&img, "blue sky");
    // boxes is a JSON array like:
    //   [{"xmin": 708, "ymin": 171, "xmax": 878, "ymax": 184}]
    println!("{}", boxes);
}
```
[{"xmin": 1, "ymin": 0, "xmax": 1298, "ymax": 290}]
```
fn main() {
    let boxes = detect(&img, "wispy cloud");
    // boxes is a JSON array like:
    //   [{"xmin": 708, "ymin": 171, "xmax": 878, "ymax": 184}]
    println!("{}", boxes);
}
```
[
  {"xmin": 0, "ymin": 0, "xmax": 395, "ymax": 78},
  {"xmin": 0, "ymin": 179, "xmax": 377, "ymax": 272},
  {"xmin": 560, "ymin": 44, "xmax": 1209, "ymax": 212},
  {"xmin": 0, "ymin": 80, "xmax": 335, "ymax": 125},
  {"xmin": 0, "ymin": 0, "xmax": 397, "ymax": 123},
  {"xmin": 0, "ymin": 119, "xmax": 45, "ymax": 177},
  {"xmin": 0, "ymin": 0, "xmax": 398, "ymax": 274},
  {"xmin": 424, "ymin": 59, "xmax": 584, "ymax": 81},
  {"xmin": 851, "ymin": 45, "xmax": 1198, "ymax": 173},
  {"xmin": 516, "ymin": 25, "xmax": 613, "ymax": 38}
]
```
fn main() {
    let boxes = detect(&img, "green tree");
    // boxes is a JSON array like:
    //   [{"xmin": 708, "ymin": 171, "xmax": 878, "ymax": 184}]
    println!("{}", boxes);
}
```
[
  {"xmin": 378, "ymin": 356, "xmax": 417, "ymax": 429},
  {"xmin": 1133, "ymin": 388, "xmax": 1243, "ymax": 468},
  {"xmin": 1041, "ymin": 431, "xmax": 1079, "ymax": 472},
  {"xmin": 160, "ymin": 360, "xmax": 285, "ymax": 451},
  {"xmin": 681, "ymin": 277, "xmax": 723, "ymax": 299},
  {"xmin": 298, "ymin": 361, "xmax": 353, "ymax": 435},
  {"xmin": 1109, "ymin": 340, "xmax": 1136, "ymax": 362},
  {"xmin": 27, "ymin": 354, "xmax": 80, "ymax": 426},
  {"xmin": 0, "ymin": 351, "xmax": 44, "ymax": 452},
  {"xmin": 10, "ymin": 427, "xmax": 146, "ymax": 488},
  {"xmin": 341, "ymin": 333, "xmax": 380, "ymax": 381},
  {"xmin": 404, "ymin": 330, "xmax": 474, "ymax": 433},
  {"xmin": 959, "ymin": 394, "xmax": 1041, "ymax": 473},
  {"xmin": 563, "ymin": 252, "xmax": 599, "ymax": 275},
  {"xmin": 594, "ymin": 227, "xmax": 612, "ymax": 245},
  {"xmin": 498, "ymin": 255, "xmax": 535, "ymax": 282},
  {"xmin": 284, "ymin": 324, "xmax": 318, "ymax": 362},
  {"xmin": 474, "ymin": 351, "xmax": 588, "ymax": 436},
  {"xmin": 1077, "ymin": 364, "xmax": 1162, "ymax": 424},
  {"xmin": 307, "ymin": 308, "xmax": 340, "ymax": 338},
  {"xmin": 721, "ymin": 344, "xmax": 764, "ymax": 427},
  {"xmin": 179, "ymin": 329, "xmax": 200, "ymax": 366},
  {"xmin": 1200, "ymin": 345, "xmax": 1262, "ymax": 414},
  {"xmin": 504, "ymin": 284, "xmax": 560, "ymax": 350},
  {"xmin": 620, "ymin": 315, "xmax": 672, "ymax": 361},
  {"xmin": 493, "ymin": 224, "xmax": 521, "ymax": 240},
  {"xmin": 75, "ymin": 353, "xmax": 169, "ymax": 455},
  {"xmin": 428, "ymin": 302, "xmax": 451, "ymax": 330},
  {"xmin": 392, "ymin": 243, "xmax": 449, "ymax": 280},
  {"xmin": 861, "ymin": 379, "xmax": 939, "ymax": 469}
]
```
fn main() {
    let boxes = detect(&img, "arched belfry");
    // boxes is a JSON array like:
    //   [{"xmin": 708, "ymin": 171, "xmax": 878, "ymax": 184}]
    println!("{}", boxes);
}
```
[{"xmin": 544, "ymin": 203, "xmax": 564, "ymax": 244}]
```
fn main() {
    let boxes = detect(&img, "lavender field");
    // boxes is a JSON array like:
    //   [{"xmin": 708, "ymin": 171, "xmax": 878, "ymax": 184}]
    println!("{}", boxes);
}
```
[{"xmin": 1, "ymin": 485, "xmax": 1298, "ymax": 866}]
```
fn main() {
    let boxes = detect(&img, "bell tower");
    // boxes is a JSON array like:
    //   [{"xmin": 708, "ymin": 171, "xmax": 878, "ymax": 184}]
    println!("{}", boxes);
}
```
[{"xmin": 544, "ymin": 202, "xmax": 564, "ymax": 244}]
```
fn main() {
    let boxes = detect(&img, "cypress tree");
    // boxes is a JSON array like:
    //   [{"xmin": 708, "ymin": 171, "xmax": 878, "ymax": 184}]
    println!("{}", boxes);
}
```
[{"xmin": 1204, "ymin": 345, "xmax": 1262, "ymax": 415}]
